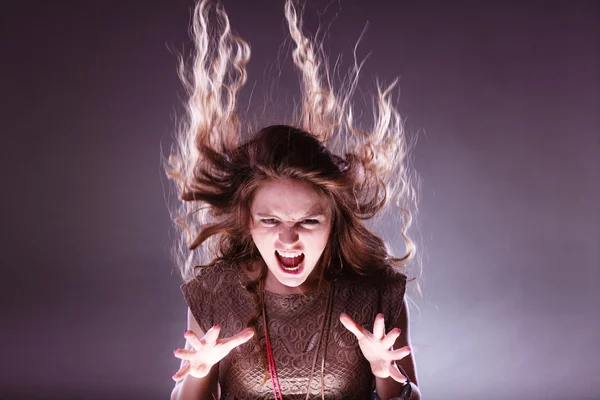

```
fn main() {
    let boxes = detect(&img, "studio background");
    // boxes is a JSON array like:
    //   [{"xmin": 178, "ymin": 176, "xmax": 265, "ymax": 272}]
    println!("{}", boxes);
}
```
[{"xmin": 1, "ymin": 1, "xmax": 598, "ymax": 399}]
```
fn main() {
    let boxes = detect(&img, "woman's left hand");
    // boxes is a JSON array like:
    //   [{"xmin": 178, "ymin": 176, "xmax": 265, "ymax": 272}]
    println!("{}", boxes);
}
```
[{"xmin": 339, "ymin": 312, "xmax": 411, "ymax": 383}]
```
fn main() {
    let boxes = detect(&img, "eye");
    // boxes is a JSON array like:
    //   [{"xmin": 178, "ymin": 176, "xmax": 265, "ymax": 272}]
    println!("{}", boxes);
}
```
[
  {"xmin": 260, "ymin": 218, "xmax": 279, "ymax": 226},
  {"xmin": 301, "ymin": 219, "xmax": 319, "ymax": 225}
]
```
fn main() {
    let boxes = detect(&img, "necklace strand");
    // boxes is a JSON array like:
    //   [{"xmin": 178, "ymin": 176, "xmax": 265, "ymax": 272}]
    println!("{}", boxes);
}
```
[{"xmin": 261, "ymin": 281, "xmax": 334, "ymax": 400}]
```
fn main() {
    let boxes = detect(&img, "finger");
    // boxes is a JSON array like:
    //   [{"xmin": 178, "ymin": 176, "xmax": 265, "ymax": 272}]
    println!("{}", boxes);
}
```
[
  {"xmin": 373, "ymin": 313, "xmax": 385, "ymax": 340},
  {"xmin": 203, "ymin": 324, "xmax": 221, "ymax": 344},
  {"xmin": 339, "ymin": 313, "xmax": 369, "ymax": 340},
  {"xmin": 173, "ymin": 348, "xmax": 196, "ymax": 361},
  {"xmin": 172, "ymin": 361, "xmax": 191, "ymax": 382},
  {"xmin": 387, "ymin": 346, "xmax": 411, "ymax": 361},
  {"xmin": 183, "ymin": 330, "xmax": 204, "ymax": 350},
  {"xmin": 389, "ymin": 363, "xmax": 408, "ymax": 384},
  {"xmin": 381, "ymin": 328, "xmax": 401, "ymax": 348},
  {"xmin": 221, "ymin": 327, "xmax": 255, "ymax": 352}
]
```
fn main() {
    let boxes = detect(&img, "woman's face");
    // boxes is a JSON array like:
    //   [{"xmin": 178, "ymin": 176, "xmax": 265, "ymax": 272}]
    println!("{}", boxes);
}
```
[{"xmin": 249, "ymin": 179, "xmax": 332, "ymax": 293}]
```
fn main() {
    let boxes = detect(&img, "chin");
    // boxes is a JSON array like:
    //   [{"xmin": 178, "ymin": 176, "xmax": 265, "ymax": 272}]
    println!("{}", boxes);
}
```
[{"xmin": 276, "ymin": 276, "xmax": 306, "ymax": 288}]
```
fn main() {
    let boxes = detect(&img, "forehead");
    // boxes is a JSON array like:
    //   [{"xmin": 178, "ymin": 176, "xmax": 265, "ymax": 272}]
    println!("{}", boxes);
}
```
[{"xmin": 250, "ymin": 179, "xmax": 330, "ymax": 219}]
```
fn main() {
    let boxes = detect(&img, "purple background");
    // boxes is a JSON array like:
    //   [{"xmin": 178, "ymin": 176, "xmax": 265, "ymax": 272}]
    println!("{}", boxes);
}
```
[{"xmin": 2, "ymin": 1, "xmax": 598, "ymax": 399}]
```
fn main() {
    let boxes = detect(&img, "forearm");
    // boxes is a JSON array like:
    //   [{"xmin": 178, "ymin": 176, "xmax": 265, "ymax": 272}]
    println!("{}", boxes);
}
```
[
  {"xmin": 170, "ymin": 364, "xmax": 218, "ymax": 400},
  {"xmin": 375, "ymin": 377, "xmax": 421, "ymax": 400},
  {"xmin": 170, "ymin": 376, "xmax": 210, "ymax": 400}
]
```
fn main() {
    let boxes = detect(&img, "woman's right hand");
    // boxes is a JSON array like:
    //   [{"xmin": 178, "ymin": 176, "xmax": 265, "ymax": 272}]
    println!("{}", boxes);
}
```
[{"xmin": 172, "ymin": 324, "xmax": 255, "ymax": 381}]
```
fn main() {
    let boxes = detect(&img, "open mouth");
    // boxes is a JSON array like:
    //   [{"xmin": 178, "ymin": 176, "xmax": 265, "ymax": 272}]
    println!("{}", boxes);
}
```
[{"xmin": 275, "ymin": 250, "xmax": 305, "ymax": 275}]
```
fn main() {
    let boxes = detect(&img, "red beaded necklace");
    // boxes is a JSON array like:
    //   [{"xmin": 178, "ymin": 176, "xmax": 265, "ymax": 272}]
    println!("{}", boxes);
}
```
[{"xmin": 260, "ymin": 280, "xmax": 335, "ymax": 400}]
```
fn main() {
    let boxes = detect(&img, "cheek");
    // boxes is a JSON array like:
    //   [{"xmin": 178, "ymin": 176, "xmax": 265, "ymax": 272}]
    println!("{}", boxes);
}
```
[
  {"xmin": 307, "ymin": 227, "xmax": 331, "ymax": 250},
  {"xmin": 249, "ymin": 227, "xmax": 274, "ymax": 248}
]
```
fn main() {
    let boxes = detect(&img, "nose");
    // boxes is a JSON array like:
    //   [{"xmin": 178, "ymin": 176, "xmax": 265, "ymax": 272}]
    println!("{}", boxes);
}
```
[{"xmin": 279, "ymin": 226, "xmax": 299, "ymax": 245}]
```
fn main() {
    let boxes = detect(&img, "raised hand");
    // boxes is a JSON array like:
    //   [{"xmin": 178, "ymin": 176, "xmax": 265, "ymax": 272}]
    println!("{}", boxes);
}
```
[
  {"xmin": 339, "ymin": 313, "xmax": 411, "ymax": 383},
  {"xmin": 172, "ymin": 324, "xmax": 254, "ymax": 381}
]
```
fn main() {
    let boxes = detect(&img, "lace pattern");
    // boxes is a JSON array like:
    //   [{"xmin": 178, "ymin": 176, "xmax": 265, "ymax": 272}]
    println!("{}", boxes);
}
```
[{"xmin": 181, "ymin": 263, "xmax": 407, "ymax": 400}]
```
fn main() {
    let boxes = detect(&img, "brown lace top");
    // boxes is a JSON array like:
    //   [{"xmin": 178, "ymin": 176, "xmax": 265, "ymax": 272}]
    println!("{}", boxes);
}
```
[{"xmin": 181, "ymin": 262, "xmax": 407, "ymax": 400}]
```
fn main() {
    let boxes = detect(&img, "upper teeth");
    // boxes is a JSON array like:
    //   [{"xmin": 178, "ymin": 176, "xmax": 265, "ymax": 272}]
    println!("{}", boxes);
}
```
[{"xmin": 276, "ymin": 250, "xmax": 302, "ymax": 258}]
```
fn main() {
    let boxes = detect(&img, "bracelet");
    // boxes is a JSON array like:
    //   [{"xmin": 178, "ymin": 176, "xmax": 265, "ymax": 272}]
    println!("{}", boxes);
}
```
[
  {"xmin": 371, "ymin": 382, "xmax": 412, "ymax": 400},
  {"xmin": 371, "ymin": 364, "xmax": 413, "ymax": 399}
]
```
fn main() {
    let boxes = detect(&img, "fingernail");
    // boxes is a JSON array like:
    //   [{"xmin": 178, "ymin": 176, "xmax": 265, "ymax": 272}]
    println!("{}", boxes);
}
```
[{"xmin": 183, "ymin": 330, "xmax": 188, "ymax": 335}]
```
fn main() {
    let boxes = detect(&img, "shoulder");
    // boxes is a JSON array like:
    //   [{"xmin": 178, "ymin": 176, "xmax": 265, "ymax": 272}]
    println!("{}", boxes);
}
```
[
  {"xmin": 181, "ymin": 262, "xmax": 243, "ymax": 299},
  {"xmin": 334, "ymin": 267, "xmax": 408, "ymax": 331},
  {"xmin": 334, "ymin": 267, "xmax": 407, "ymax": 306},
  {"xmin": 377, "ymin": 268, "xmax": 408, "ymax": 328},
  {"xmin": 380, "ymin": 268, "xmax": 408, "ymax": 294},
  {"xmin": 381, "ymin": 267, "xmax": 408, "ymax": 300},
  {"xmin": 180, "ymin": 262, "xmax": 245, "ymax": 333}
]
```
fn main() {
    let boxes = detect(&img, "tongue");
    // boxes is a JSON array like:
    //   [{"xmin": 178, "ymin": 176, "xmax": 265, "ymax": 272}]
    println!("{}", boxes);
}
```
[{"xmin": 278, "ymin": 253, "xmax": 304, "ymax": 268}]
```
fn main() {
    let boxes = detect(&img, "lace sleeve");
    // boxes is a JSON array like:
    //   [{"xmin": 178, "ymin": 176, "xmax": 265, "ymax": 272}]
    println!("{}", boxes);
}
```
[
  {"xmin": 380, "ymin": 269, "xmax": 408, "ymax": 332},
  {"xmin": 180, "ymin": 271, "xmax": 216, "ymax": 334}
]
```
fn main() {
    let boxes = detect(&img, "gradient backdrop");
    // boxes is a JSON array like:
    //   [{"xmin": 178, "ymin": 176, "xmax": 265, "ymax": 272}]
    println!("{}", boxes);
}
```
[{"xmin": 2, "ymin": 1, "xmax": 598, "ymax": 399}]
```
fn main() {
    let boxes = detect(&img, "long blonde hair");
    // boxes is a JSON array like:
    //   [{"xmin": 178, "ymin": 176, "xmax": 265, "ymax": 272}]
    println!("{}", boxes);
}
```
[{"xmin": 163, "ymin": 0, "xmax": 420, "ymax": 283}]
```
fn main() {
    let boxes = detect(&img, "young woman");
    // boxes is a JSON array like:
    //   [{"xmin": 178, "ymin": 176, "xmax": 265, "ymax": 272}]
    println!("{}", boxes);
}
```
[{"xmin": 165, "ymin": 1, "xmax": 421, "ymax": 399}]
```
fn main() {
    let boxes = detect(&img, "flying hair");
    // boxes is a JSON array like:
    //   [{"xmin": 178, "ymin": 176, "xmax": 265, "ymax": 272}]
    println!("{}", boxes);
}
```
[{"xmin": 163, "ymin": 0, "xmax": 420, "ymax": 284}]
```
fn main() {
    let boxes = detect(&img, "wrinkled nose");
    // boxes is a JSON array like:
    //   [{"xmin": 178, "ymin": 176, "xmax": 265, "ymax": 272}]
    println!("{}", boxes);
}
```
[{"xmin": 279, "ymin": 227, "xmax": 299, "ymax": 245}]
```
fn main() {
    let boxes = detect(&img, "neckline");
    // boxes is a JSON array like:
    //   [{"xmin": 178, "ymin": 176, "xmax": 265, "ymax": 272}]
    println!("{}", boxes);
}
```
[{"xmin": 262, "ymin": 283, "xmax": 324, "ymax": 298}]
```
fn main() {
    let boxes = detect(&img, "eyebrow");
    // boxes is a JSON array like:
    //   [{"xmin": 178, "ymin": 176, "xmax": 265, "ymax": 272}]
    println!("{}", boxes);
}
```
[
  {"xmin": 255, "ymin": 206, "xmax": 327, "ymax": 220},
  {"xmin": 255, "ymin": 212, "xmax": 326, "ymax": 219}
]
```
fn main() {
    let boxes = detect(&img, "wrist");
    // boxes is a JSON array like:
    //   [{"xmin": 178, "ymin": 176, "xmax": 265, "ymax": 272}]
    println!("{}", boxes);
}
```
[
  {"xmin": 373, "ymin": 378, "xmax": 413, "ymax": 400},
  {"xmin": 373, "ymin": 361, "xmax": 419, "ymax": 400},
  {"xmin": 369, "ymin": 359, "xmax": 394, "ymax": 378}
]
